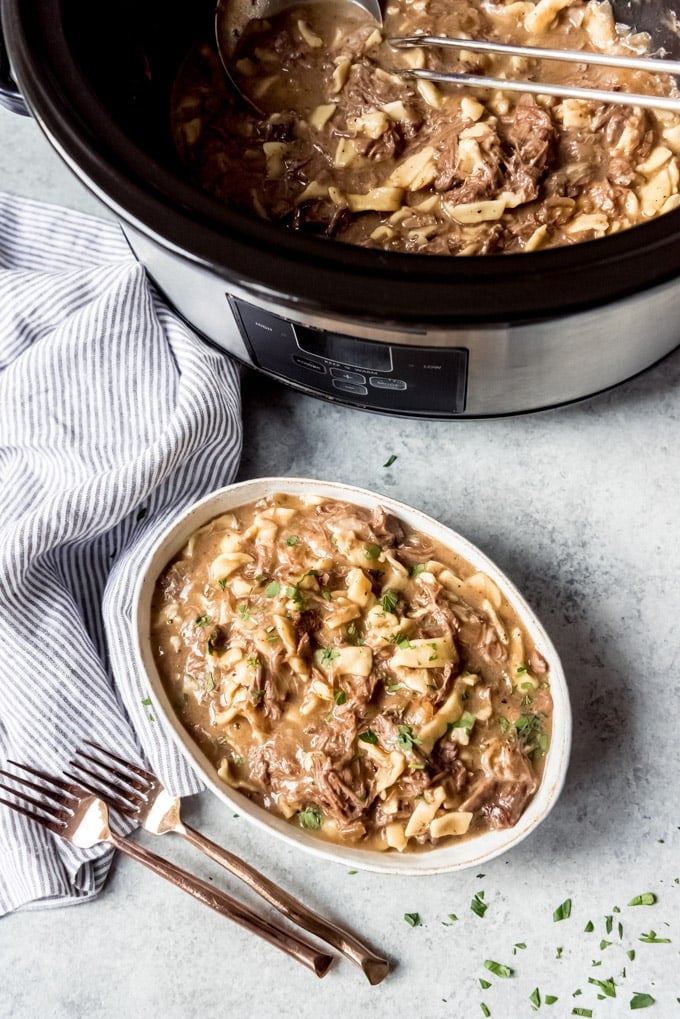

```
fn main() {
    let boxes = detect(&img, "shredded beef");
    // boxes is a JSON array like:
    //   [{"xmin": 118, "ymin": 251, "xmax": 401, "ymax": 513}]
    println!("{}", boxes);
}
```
[
  {"xmin": 459, "ymin": 778, "xmax": 533, "ymax": 828},
  {"xmin": 369, "ymin": 506, "xmax": 406, "ymax": 547}
]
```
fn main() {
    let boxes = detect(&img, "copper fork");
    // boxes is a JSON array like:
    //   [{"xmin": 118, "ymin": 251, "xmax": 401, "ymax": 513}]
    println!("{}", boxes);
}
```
[
  {"xmin": 69, "ymin": 741, "xmax": 390, "ymax": 985},
  {"xmin": 0, "ymin": 763, "xmax": 333, "ymax": 978}
]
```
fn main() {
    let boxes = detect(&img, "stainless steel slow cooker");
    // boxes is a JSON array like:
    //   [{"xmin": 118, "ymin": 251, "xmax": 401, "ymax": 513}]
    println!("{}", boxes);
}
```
[{"xmin": 2, "ymin": 0, "xmax": 680, "ymax": 416}]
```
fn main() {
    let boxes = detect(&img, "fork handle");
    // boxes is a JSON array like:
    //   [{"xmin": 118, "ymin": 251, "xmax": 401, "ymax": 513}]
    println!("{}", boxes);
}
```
[
  {"xmin": 178, "ymin": 822, "xmax": 390, "ymax": 985},
  {"xmin": 106, "ymin": 832, "xmax": 333, "ymax": 978}
]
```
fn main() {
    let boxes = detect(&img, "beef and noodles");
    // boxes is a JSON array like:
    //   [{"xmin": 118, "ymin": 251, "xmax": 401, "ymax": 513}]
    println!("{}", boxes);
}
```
[
  {"xmin": 171, "ymin": 0, "xmax": 680, "ymax": 255},
  {"xmin": 151, "ymin": 495, "xmax": 553, "ymax": 852}
]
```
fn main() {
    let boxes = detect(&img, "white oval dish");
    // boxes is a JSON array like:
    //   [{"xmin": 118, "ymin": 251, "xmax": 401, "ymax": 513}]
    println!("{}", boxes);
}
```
[{"xmin": 133, "ymin": 477, "xmax": 571, "ymax": 875}]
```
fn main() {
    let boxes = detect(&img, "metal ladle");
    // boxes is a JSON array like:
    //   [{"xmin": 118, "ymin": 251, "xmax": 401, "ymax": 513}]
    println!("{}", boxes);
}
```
[{"xmin": 215, "ymin": 0, "xmax": 383, "ymax": 111}]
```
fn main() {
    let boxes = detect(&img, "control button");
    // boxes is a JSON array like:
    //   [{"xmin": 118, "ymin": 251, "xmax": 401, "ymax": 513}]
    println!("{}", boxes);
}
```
[
  {"xmin": 332, "ymin": 380, "xmax": 368, "ymax": 396},
  {"xmin": 330, "ymin": 368, "xmax": 366, "ymax": 384},
  {"xmin": 293, "ymin": 355, "xmax": 326, "ymax": 375},
  {"xmin": 369, "ymin": 377, "xmax": 408, "ymax": 391}
]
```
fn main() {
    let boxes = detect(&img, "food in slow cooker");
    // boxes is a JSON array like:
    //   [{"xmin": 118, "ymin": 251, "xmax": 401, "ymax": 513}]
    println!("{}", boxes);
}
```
[
  {"xmin": 171, "ymin": 0, "xmax": 680, "ymax": 255},
  {"xmin": 151, "ymin": 494, "xmax": 553, "ymax": 852}
]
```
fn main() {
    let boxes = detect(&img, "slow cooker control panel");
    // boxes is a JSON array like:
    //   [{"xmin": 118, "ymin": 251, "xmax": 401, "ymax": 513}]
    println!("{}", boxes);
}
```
[{"xmin": 230, "ymin": 297, "xmax": 468, "ymax": 414}]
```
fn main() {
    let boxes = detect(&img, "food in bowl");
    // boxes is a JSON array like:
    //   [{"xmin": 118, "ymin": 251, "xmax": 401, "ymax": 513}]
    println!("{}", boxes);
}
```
[
  {"xmin": 171, "ymin": 0, "xmax": 680, "ymax": 255},
  {"xmin": 150, "ymin": 493, "xmax": 554, "ymax": 853}
]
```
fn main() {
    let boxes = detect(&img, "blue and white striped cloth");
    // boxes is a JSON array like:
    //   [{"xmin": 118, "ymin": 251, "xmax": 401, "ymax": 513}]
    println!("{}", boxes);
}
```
[{"xmin": 0, "ymin": 193, "xmax": 242, "ymax": 914}]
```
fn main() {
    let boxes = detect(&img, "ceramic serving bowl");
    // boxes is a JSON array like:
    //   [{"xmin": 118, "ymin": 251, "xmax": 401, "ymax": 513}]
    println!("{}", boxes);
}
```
[{"xmin": 132, "ymin": 477, "xmax": 571, "ymax": 875}]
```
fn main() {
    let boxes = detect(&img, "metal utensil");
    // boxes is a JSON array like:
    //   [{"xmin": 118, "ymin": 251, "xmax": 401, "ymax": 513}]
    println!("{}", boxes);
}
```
[
  {"xmin": 391, "ymin": 35, "xmax": 680, "ymax": 112},
  {"xmin": 69, "ymin": 741, "xmax": 390, "ymax": 986},
  {"xmin": 0, "ymin": 762, "xmax": 334, "ymax": 979},
  {"xmin": 215, "ymin": 0, "xmax": 383, "ymax": 111}
]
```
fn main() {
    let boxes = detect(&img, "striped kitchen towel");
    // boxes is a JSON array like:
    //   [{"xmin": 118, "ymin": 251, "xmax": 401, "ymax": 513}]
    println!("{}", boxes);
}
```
[{"xmin": 0, "ymin": 193, "xmax": 242, "ymax": 914}]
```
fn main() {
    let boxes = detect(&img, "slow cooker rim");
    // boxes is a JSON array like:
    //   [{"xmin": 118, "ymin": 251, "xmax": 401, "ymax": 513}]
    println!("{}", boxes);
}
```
[{"xmin": 7, "ymin": 0, "xmax": 680, "ymax": 327}]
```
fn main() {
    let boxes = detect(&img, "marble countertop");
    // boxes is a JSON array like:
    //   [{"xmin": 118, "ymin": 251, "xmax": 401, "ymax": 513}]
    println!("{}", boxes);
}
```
[{"xmin": 1, "ymin": 108, "xmax": 679, "ymax": 1019}]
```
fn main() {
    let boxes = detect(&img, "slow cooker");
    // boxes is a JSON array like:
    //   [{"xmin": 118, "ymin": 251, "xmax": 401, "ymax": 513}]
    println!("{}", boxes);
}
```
[{"xmin": 2, "ymin": 0, "xmax": 680, "ymax": 416}]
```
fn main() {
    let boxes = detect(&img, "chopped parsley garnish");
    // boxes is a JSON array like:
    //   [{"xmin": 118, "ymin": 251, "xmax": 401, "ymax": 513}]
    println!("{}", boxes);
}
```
[
  {"xmin": 237, "ymin": 603, "xmax": 250, "ymax": 621},
  {"xmin": 286, "ymin": 535, "xmax": 299, "ymax": 546},
  {"xmin": 397, "ymin": 725, "xmax": 422, "ymax": 752},
  {"xmin": 545, "ymin": 996, "xmax": 558, "ymax": 1006},
  {"xmin": 630, "ymin": 993, "xmax": 655, "ymax": 1009},
  {"xmin": 390, "ymin": 632, "xmax": 413, "ymax": 649},
  {"xmin": 195, "ymin": 614, "xmax": 212, "ymax": 627},
  {"xmin": 385, "ymin": 683, "xmax": 402, "ymax": 693},
  {"xmin": 409, "ymin": 563, "xmax": 426, "ymax": 578},
  {"xmin": 358, "ymin": 730, "xmax": 378, "ymax": 744},
  {"xmin": 217, "ymin": 578, "xmax": 228, "ymax": 590},
  {"xmin": 204, "ymin": 673, "xmax": 215, "ymax": 692},
  {"xmin": 584, "ymin": 921, "xmax": 594, "ymax": 932},
  {"xmin": 403, "ymin": 912, "xmax": 421, "ymax": 927},
  {"xmin": 629, "ymin": 893, "xmax": 656, "ymax": 906},
  {"xmin": 364, "ymin": 542, "xmax": 382, "ymax": 560},
  {"xmin": 553, "ymin": 899, "xmax": 572, "ymax": 922},
  {"xmin": 627, "ymin": 949, "xmax": 636, "ymax": 961},
  {"xmin": 484, "ymin": 960, "xmax": 513, "ymax": 979},
  {"xmin": 315, "ymin": 646, "xmax": 340, "ymax": 666},
  {"xmin": 381, "ymin": 590, "xmax": 398, "ymax": 614},
  {"xmin": 516, "ymin": 664, "xmax": 528, "ymax": 676},
  {"xmin": 141, "ymin": 697, "xmax": 152, "ymax": 706},
  {"xmin": 453, "ymin": 712, "xmax": 476, "ymax": 733},
  {"xmin": 639, "ymin": 930, "xmax": 671, "ymax": 943},
  {"xmin": 479, "ymin": 978, "xmax": 492, "ymax": 990},
  {"xmin": 265, "ymin": 580, "xmax": 281, "ymax": 598},
  {"xmin": 600, "ymin": 939, "xmax": 612, "ymax": 950},
  {"xmin": 605, "ymin": 914, "xmax": 613, "ymax": 933},
  {"xmin": 513, "ymin": 943, "xmax": 527, "ymax": 953},
  {"xmin": 555, "ymin": 947, "xmax": 563, "ymax": 959},
  {"xmin": 298, "ymin": 805, "xmax": 323, "ymax": 830},
  {"xmin": 514, "ymin": 713, "xmax": 550, "ymax": 758},
  {"xmin": 333, "ymin": 689, "xmax": 347, "ymax": 706},
  {"xmin": 251, "ymin": 688, "xmax": 265, "ymax": 702},
  {"xmin": 285, "ymin": 584, "xmax": 305, "ymax": 610},
  {"xmin": 471, "ymin": 891, "xmax": 488, "ymax": 918},
  {"xmin": 231, "ymin": 755, "xmax": 246, "ymax": 766},
  {"xmin": 346, "ymin": 621, "xmax": 364, "ymax": 644},
  {"xmin": 247, "ymin": 656, "xmax": 258, "ymax": 668},
  {"xmin": 383, "ymin": 454, "xmax": 398, "ymax": 467},
  {"xmin": 571, "ymin": 1010, "xmax": 592, "ymax": 1017},
  {"xmin": 588, "ymin": 976, "xmax": 616, "ymax": 997},
  {"xmin": 529, "ymin": 988, "xmax": 540, "ymax": 1009},
  {"xmin": 480, "ymin": 1006, "xmax": 491, "ymax": 1018}
]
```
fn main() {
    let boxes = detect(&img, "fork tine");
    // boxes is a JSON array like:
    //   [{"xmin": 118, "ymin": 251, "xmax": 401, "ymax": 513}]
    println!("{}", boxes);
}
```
[
  {"xmin": 0, "ymin": 768, "xmax": 75, "ymax": 808},
  {"xmin": 83, "ymin": 740, "xmax": 156, "ymax": 786},
  {"xmin": 0, "ymin": 794, "xmax": 61, "ymax": 831},
  {"xmin": 5, "ymin": 759, "xmax": 73, "ymax": 792},
  {"xmin": 64, "ymin": 764, "xmax": 138, "ymax": 817},
  {"xmin": 73, "ymin": 749, "xmax": 148, "ymax": 799},
  {"xmin": 0, "ymin": 780, "xmax": 68, "ymax": 827}
]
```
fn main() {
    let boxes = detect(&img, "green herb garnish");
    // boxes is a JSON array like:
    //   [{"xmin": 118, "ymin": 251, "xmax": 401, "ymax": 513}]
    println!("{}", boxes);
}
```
[
  {"xmin": 195, "ymin": 614, "xmax": 212, "ymax": 627},
  {"xmin": 584, "ymin": 921, "xmax": 594, "ymax": 932},
  {"xmin": 403, "ymin": 912, "xmax": 421, "ymax": 927},
  {"xmin": 630, "ymin": 993, "xmax": 655, "ymax": 1009},
  {"xmin": 251, "ymin": 688, "xmax": 265, "ymax": 702},
  {"xmin": 479, "ymin": 978, "xmax": 492, "ymax": 990},
  {"xmin": 383, "ymin": 454, "xmax": 398, "ymax": 467},
  {"xmin": 545, "ymin": 996, "xmax": 558, "ymax": 1006},
  {"xmin": 286, "ymin": 535, "xmax": 299, "ymax": 546},
  {"xmin": 529, "ymin": 988, "xmax": 541, "ymax": 1009},
  {"xmin": 480, "ymin": 1005, "xmax": 490, "ymax": 1017},
  {"xmin": 390, "ymin": 632, "xmax": 413, "ymax": 649},
  {"xmin": 141, "ymin": 697, "xmax": 152, "ymax": 706},
  {"xmin": 453, "ymin": 712, "xmax": 476, "ymax": 733},
  {"xmin": 639, "ymin": 931, "xmax": 671, "ymax": 943},
  {"xmin": 471, "ymin": 892, "xmax": 487, "ymax": 918},
  {"xmin": 217, "ymin": 578, "xmax": 228, "ymax": 590},
  {"xmin": 358, "ymin": 730, "xmax": 378, "ymax": 745},
  {"xmin": 629, "ymin": 893, "xmax": 656, "ymax": 906},
  {"xmin": 333, "ymin": 689, "xmax": 347, "ymax": 706},
  {"xmin": 237, "ymin": 603, "xmax": 250, "ymax": 621},
  {"xmin": 553, "ymin": 899, "xmax": 572, "ymax": 922},
  {"xmin": 409, "ymin": 563, "xmax": 426, "ymax": 578},
  {"xmin": 484, "ymin": 960, "xmax": 513, "ymax": 979},
  {"xmin": 397, "ymin": 725, "xmax": 423, "ymax": 752},
  {"xmin": 265, "ymin": 581, "xmax": 281, "ymax": 598},
  {"xmin": 315, "ymin": 646, "xmax": 340, "ymax": 666},
  {"xmin": 381, "ymin": 590, "xmax": 398, "ymax": 614},
  {"xmin": 364, "ymin": 542, "xmax": 382, "ymax": 560},
  {"xmin": 298, "ymin": 805, "xmax": 323, "ymax": 830},
  {"xmin": 572, "ymin": 1010, "xmax": 592, "ymax": 1017},
  {"xmin": 588, "ymin": 976, "xmax": 616, "ymax": 998}
]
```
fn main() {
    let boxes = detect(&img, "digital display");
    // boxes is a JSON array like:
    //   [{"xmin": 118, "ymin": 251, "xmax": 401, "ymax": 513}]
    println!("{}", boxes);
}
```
[{"xmin": 294, "ymin": 324, "xmax": 393, "ymax": 372}]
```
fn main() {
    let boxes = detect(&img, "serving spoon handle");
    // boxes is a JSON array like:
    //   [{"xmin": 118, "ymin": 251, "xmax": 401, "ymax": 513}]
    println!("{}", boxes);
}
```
[{"xmin": 179, "ymin": 820, "xmax": 391, "ymax": 985}]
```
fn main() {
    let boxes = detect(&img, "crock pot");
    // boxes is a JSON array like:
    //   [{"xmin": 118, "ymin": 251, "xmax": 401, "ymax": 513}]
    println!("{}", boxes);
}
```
[{"xmin": 2, "ymin": 0, "xmax": 680, "ymax": 416}]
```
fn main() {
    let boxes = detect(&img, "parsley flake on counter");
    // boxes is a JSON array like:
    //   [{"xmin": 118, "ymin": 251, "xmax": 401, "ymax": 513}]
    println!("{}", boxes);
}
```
[
  {"xmin": 403, "ymin": 912, "xmax": 421, "ymax": 927},
  {"xmin": 195, "ymin": 613, "xmax": 212, "ymax": 627},
  {"xmin": 479, "ymin": 978, "xmax": 492, "ymax": 990},
  {"xmin": 513, "ymin": 943, "xmax": 527, "ymax": 954},
  {"xmin": 265, "ymin": 580, "xmax": 281, "ymax": 598},
  {"xmin": 484, "ymin": 960, "xmax": 513, "ymax": 978},
  {"xmin": 545, "ymin": 996, "xmax": 558, "ymax": 1006},
  {"xmin": 383, "ymin": 454, "xmax": 398, "ymax": 468},
  {"xmin": 600, "ymin": 939, "xmax": 612, "ymax": 950},
  {"xmin": 555, "ymin": 947, "xmax": 564, "ymax": 959},
  {"xmin": 627, "ymin": 950, "xmax": 636, "ymax": 961},
  {"xmin": 629, "ymin": 893, "xmax": 657, "ymax": 906},
  {"xmin": 530, "ymin": 988, "xmax": 541, "ymax": 1009},
  {"xmin": 481, "ymin": 1004, "xmax": 491, "ymax": 1017},
  {"xmin": 585, "ymin": 921, "xmax": 595, "ymax": 932},
  {"xmin": 553, "ymin": 899, "xmax": 572, "ymax": 921},
  {"xmin": 639, "ymin": 931, "xmax": 671, "ymax": 943},
  {"xmin": 630, "ymin": 993, "xmax": 655, "ymax": 1009},
  {"xmin": 572, "ymin": 1009, "xmax": 592, "ymax": 1017},
  {"xmin": 471, "ymin": 891, "xmax": 488, "ymax": 918},
  {"xmin": 605, "ymin": 915, "xmax": 613, "ymax": 933},
  {"xmin": 298, "ymin": 805, "xmax": 323, "ymax": 830},
  {"xmin": 589, "ymin": 976, "xmax": 616, "ymax": 998}
]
